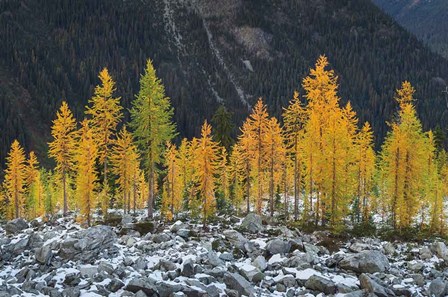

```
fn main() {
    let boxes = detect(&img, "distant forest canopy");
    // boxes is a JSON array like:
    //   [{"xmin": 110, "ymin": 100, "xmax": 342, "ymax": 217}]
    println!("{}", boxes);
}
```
[
  {"xmin": 1, "ymin": 0, "xmax": 448, "ymax": 168},
  {"xmin": 372, "ymin": 0, "xmax": 448, "ymax": 59}
]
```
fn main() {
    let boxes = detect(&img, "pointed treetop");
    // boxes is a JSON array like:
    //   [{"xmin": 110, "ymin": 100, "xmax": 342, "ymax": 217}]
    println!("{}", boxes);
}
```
[
  {"xmin": 95, "ymin": 68, "xmax": 117, "ymax": 98},
  {"xmin": 395, "ymin": 81, "xmax": 415, "ymax": 107}
]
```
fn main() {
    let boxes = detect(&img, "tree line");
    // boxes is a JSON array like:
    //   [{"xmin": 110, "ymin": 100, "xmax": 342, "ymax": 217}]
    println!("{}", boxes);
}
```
[{"xmin": 1, "ymin": 56, "xmax": 447, "ymax": 234}]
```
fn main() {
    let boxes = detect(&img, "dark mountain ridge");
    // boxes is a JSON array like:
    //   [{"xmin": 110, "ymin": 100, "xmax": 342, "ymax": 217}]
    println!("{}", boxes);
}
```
[{"xmin": 1, "ymin": 0, "xmax": 448, "ymax": 167}]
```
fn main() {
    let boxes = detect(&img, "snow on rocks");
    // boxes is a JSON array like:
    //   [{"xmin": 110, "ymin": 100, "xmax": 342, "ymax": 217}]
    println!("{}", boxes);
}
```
[{"xmin": 0, "ymin": 212, "xmax": 448, "ymax": 296}]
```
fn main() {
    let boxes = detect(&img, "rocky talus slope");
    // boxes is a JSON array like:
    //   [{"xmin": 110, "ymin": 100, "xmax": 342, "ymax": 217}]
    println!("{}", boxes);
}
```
[{"xmin": 0, "ymin": 213, "xmax": 447, "ymax": 296}]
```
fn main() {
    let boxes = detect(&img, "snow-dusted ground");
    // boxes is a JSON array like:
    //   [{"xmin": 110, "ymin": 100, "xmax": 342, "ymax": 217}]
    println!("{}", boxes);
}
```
[{"xmin": 0, "ymin": 212, "xmax": 447, "ymax": 296}]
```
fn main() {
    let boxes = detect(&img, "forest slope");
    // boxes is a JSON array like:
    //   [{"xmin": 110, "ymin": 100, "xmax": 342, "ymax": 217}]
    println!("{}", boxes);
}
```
[{"xmin": 1, "ymin": 0, "xmax": 448, "ymax": 166}]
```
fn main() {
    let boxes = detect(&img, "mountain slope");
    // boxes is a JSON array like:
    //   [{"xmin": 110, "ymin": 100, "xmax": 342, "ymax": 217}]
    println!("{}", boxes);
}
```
[
  {"xmin": 372, "ymin": 0, "xmax": 448, "ymax": 59},
  {"xmin": 1, "ymin": 0, "xmax": 448, "ymax": 166}
]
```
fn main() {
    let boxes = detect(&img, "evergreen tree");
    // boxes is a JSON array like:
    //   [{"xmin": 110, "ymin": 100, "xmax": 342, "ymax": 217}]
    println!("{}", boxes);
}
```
[
  {"xmin": 3, "ymin": 140, "xmax": 26, "ymax": 219},
  {"xmin": 192, "ymin": 121, "xmax": 219, "ymax": 228},
  {"xmin": 130, "ymin": 59, "xmax": 176, "ymax": 218},
  {"xmin": 111, "ymin": 127, "xmax": 139, "ymax": 214},
  {"xmin": 212, "ymin": 105, "xmax": 235, "ymax": 152},
  {"xmin": 283, "ymin": 91, "xmax": 307, "ymax": 220},
  {"xmin": 379, "ymin": 81, "xmax": 428, "ymax": 229},
  {"xmin": 85, "ymin": 68, "xmax": 123, "ymax": 216},
  {"xmin": 48, "ymin": 101, "xmax": 77, "ymax": 216},
  {"xmin": 75, "ymin": 120, "xmax": 98, "ymax": 226}
]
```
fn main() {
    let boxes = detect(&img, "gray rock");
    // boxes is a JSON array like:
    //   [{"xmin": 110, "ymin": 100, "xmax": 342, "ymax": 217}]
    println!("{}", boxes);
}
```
[
  {"xmin": 239, "ymin": 264, "xmax": 264, "ymax": 282},
  {"xmin": 159, "ymin": 259, "xmax": 177, "ymax": 271},
  {"xmin": 240, "ymin": 213, "xmax": 264, "ymax": 233},
  {"xmin": 252, "ymin": 255, "xmax": 267, "ymax": 271},
  {"xmin": 35, "ymin": 244, "xmax": 52, "ymax": 265},
  {"xmin": 223, "ymin": 230, "xmax": 248, "ymax": 249},
  {"xmin": 98, "ymin": 261, "xmax": 114, "ymax": 275},
  {"xmin": 223, "ymin": 272, "xmax": 255, "ymax": 297},
  {"xmin": 419, "ymin": 246, "xmax": 433, "ymax": 260},
  {"xmin": 278, "ymin": 275, "xmax": 296, "ymax": 288},
  {"xmin": 219, "ymin": 252, "xmax": 234, "ymax": 261},
  {"xmin": 339, "ymin": 250, "xmax": 390, "ymax": 273},
  {"xmin": 429, "ymin": 278, "xmax": 446, "ymax": 297},
  {"xmin": 62, "ymin": 287, "xmax": 80, "ymax": 297},
  {"xmin": 177, "ymin": 229, "xmax": 190, "ymax": 239},
  {"xmin": 125, "ymin": 277, "xmax": 157, "ymax": 296},
  {"xmin": 359, "ymin": 273, "xmax": 389, "ymax": 297},
  {"xmin": 59, "ymin": 225, "xmax": 116, "ymax": 262},
  {"xmin": 153, "ymin": 233, "xmax": 171, "ymax": 243},
  {"xmin": 267, "ymin": 238, "xmax": 291, "ymax": 255},
  {"xmin": 407, "ymin": 261, "xmax": 424, "ymax": 272},
  {"xmin": 156, "ymin": 282, "xmax": 183, "ymax": 297},
  {"xmin": 182, "ymin": 258, "xmax": 195, "ymax": 277},
  {"xmin": 170, "ymin": 221, "xmax": 188, "ymax": 233},
  {"xmin": 432, "ymin": 242, "xmax": 448, "ymax": 260},
  {"xmin": 305, "ymin": 275, "xmax": 337, "ymax": 295},
  {"xmin": 383, "ymin": 242, "xmax": 395, "ymax": 255},
  {"xmin": 349, "ymin": 242, "xmax": 371, "ymax": 253},
  {"xmin": 207, "ymin": 251, "xmax": 224, "ymax": 267},
  {"xmin": 106, "ymin": 278, "xmax": 124, "ymax": 293},
  {"xmin": 5, "ymin": 218, "xmax": 28, "ymax": 234}
]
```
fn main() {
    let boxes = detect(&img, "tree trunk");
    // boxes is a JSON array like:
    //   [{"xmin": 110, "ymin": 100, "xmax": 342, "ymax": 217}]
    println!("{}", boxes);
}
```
[{"xmin": 63, "ymin": 169, "xmax": 67, "ymax": 216}]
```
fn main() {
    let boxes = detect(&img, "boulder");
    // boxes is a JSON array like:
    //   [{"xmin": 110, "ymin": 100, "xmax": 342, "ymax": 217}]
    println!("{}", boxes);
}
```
[
  {"xmin": 252, "ymin": 255, "xmax": 267, "ymax": 271},
  {"xmin": 153, "ymin": 233, "xmax": 171, "ymax": 243},
  {"xmin": 429, "ymin": 278, "xmax": 447, "ymax": 297},
  {"xmin": 4, "ymin": 218, "xmax": 28, "ymax": 234},
  {"xmin": 106, "ymin": 278, "xmax": 124, "ymax": 293},
  {"xmin": 125, "ymin": 277, "xmax": 157, "ymax": 296},
  {"xmin": 339, "ymin": 250, "xmax": 390, "ymax": 273},
  {"xmin": 181, "ymin": 258, "xmax": 195, "ymax": 277},
  {"xmin": 239, "ymin": 264, "xmax": 264, "ymax": 282},
  {"xmin": 359, "ymin": 273, "xmax": 391, "ymax": 297},
  {"xmin": 35, "ymin": 245, "xmax": 52, "ymax": 265},
  {"xmin": 223, "ymin": 230, "xmax": 248, "ymax": 249},
  {"xmin": 59, "ymin": 225, "xmax": 116, "ymax": 262},
  {"xmin": 240, "ymin": 213, "xmax": 264, "ymax": 233},
  {"xmin": 432, "ymin": 242, "xmax": 448, "ymax": 260},
  {"xmin": 266, "ymin": 238, "xmax": 291, "ymax": 255},
  {"xmin": 223, "ymin": 272, "xmax": 255, "ymax": 297},
  {"xmin": 305, "ymin": 275, "xmax": 337, "ymax": 295}
]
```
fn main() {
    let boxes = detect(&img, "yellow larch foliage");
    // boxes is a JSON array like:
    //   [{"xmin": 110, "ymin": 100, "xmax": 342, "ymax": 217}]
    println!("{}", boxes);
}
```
[
  {"xmin": 355, "ymin": 122, "xmax": 376, "ymax": 222},
  {"xmin": 111, "ymin": 127, "xmax": 139, "ymax": 214},
  {"xmin": 162, "ymin": 142, "xmax": 183, "ymax": 220},
  {"xmin": 25, "ymin": 152, "xmax": 44, "ymax": 219},
  {"xmin": 85, "ymin": 68, "xmax": 123, "ymax": 215},
  {"xmin": 3, "ymin": 140, "xmax": 26, "ymax": 219},
  {"xmin": 265, "ymin": 117, "xmax": 286, "ymax": 217},
  {"xmin": 379, "ymin": 81, "xmax": 428, "ymax": 229},
  {"xmin": 242, "ymin": 98, "xmax": 269, "ymax": 214},
  {"xmin": 48, "ymin": 101, "xmax": 77, "ymax": 216},
  {"xmin": 192, "ymin": 121, "xmax": 220, "ymax": 227},
  {"xmin": 74, "ymin": 120, "xmax": 98, "ymax": 226}
]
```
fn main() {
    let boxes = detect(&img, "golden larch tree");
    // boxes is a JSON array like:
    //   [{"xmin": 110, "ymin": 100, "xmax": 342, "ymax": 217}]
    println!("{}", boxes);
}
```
[
  {"xmin": 48, "ymin": 101, "xmax": 77, "ymax": 216},
  {"xmin": 379, "ymin": 81, "xmax": 428, "ymax": 229},
  {"xmin": 192, "ymin": 121, "xmax": 220, "ymax": 227},
  {"xmin": 162, "ymin": 142, "xmax": 183, "ymax": 220},
  {"xmin": 265, "ymin": 117, "xmax": 286, "ymax": 217},
  {"xmin": 85, "ymin": 68, "xmax": 123, "ymax": 216},
  {"xmin": 3, "ymin": 140, "xmax": 26, "ymax": 219},
  {"xmin": 75, "ymin": 120, "xmax": 98, "ymax": 226},
  {"xmin": 111, "ymin": 127, "xmax": 139, "ymax": 214}
]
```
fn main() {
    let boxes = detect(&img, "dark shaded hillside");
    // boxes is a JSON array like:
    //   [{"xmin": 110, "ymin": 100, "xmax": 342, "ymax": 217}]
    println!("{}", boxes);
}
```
[
  {"xmin": 1, "ymin": 0, "xmax": 448, "ymax": 167},
  {"xmin": 372, "ymin": 0, "xmax": 448, "ymax": 59}
]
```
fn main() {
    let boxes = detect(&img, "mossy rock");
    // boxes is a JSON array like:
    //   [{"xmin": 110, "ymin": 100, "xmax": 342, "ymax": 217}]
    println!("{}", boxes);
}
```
[
  {"xmin": 103, "ymin": 215, "xmax": 122, "ymax": 227},
  {"xmin": 133, "ymin": 221, "xmax": 154, "ymax": 235}
]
